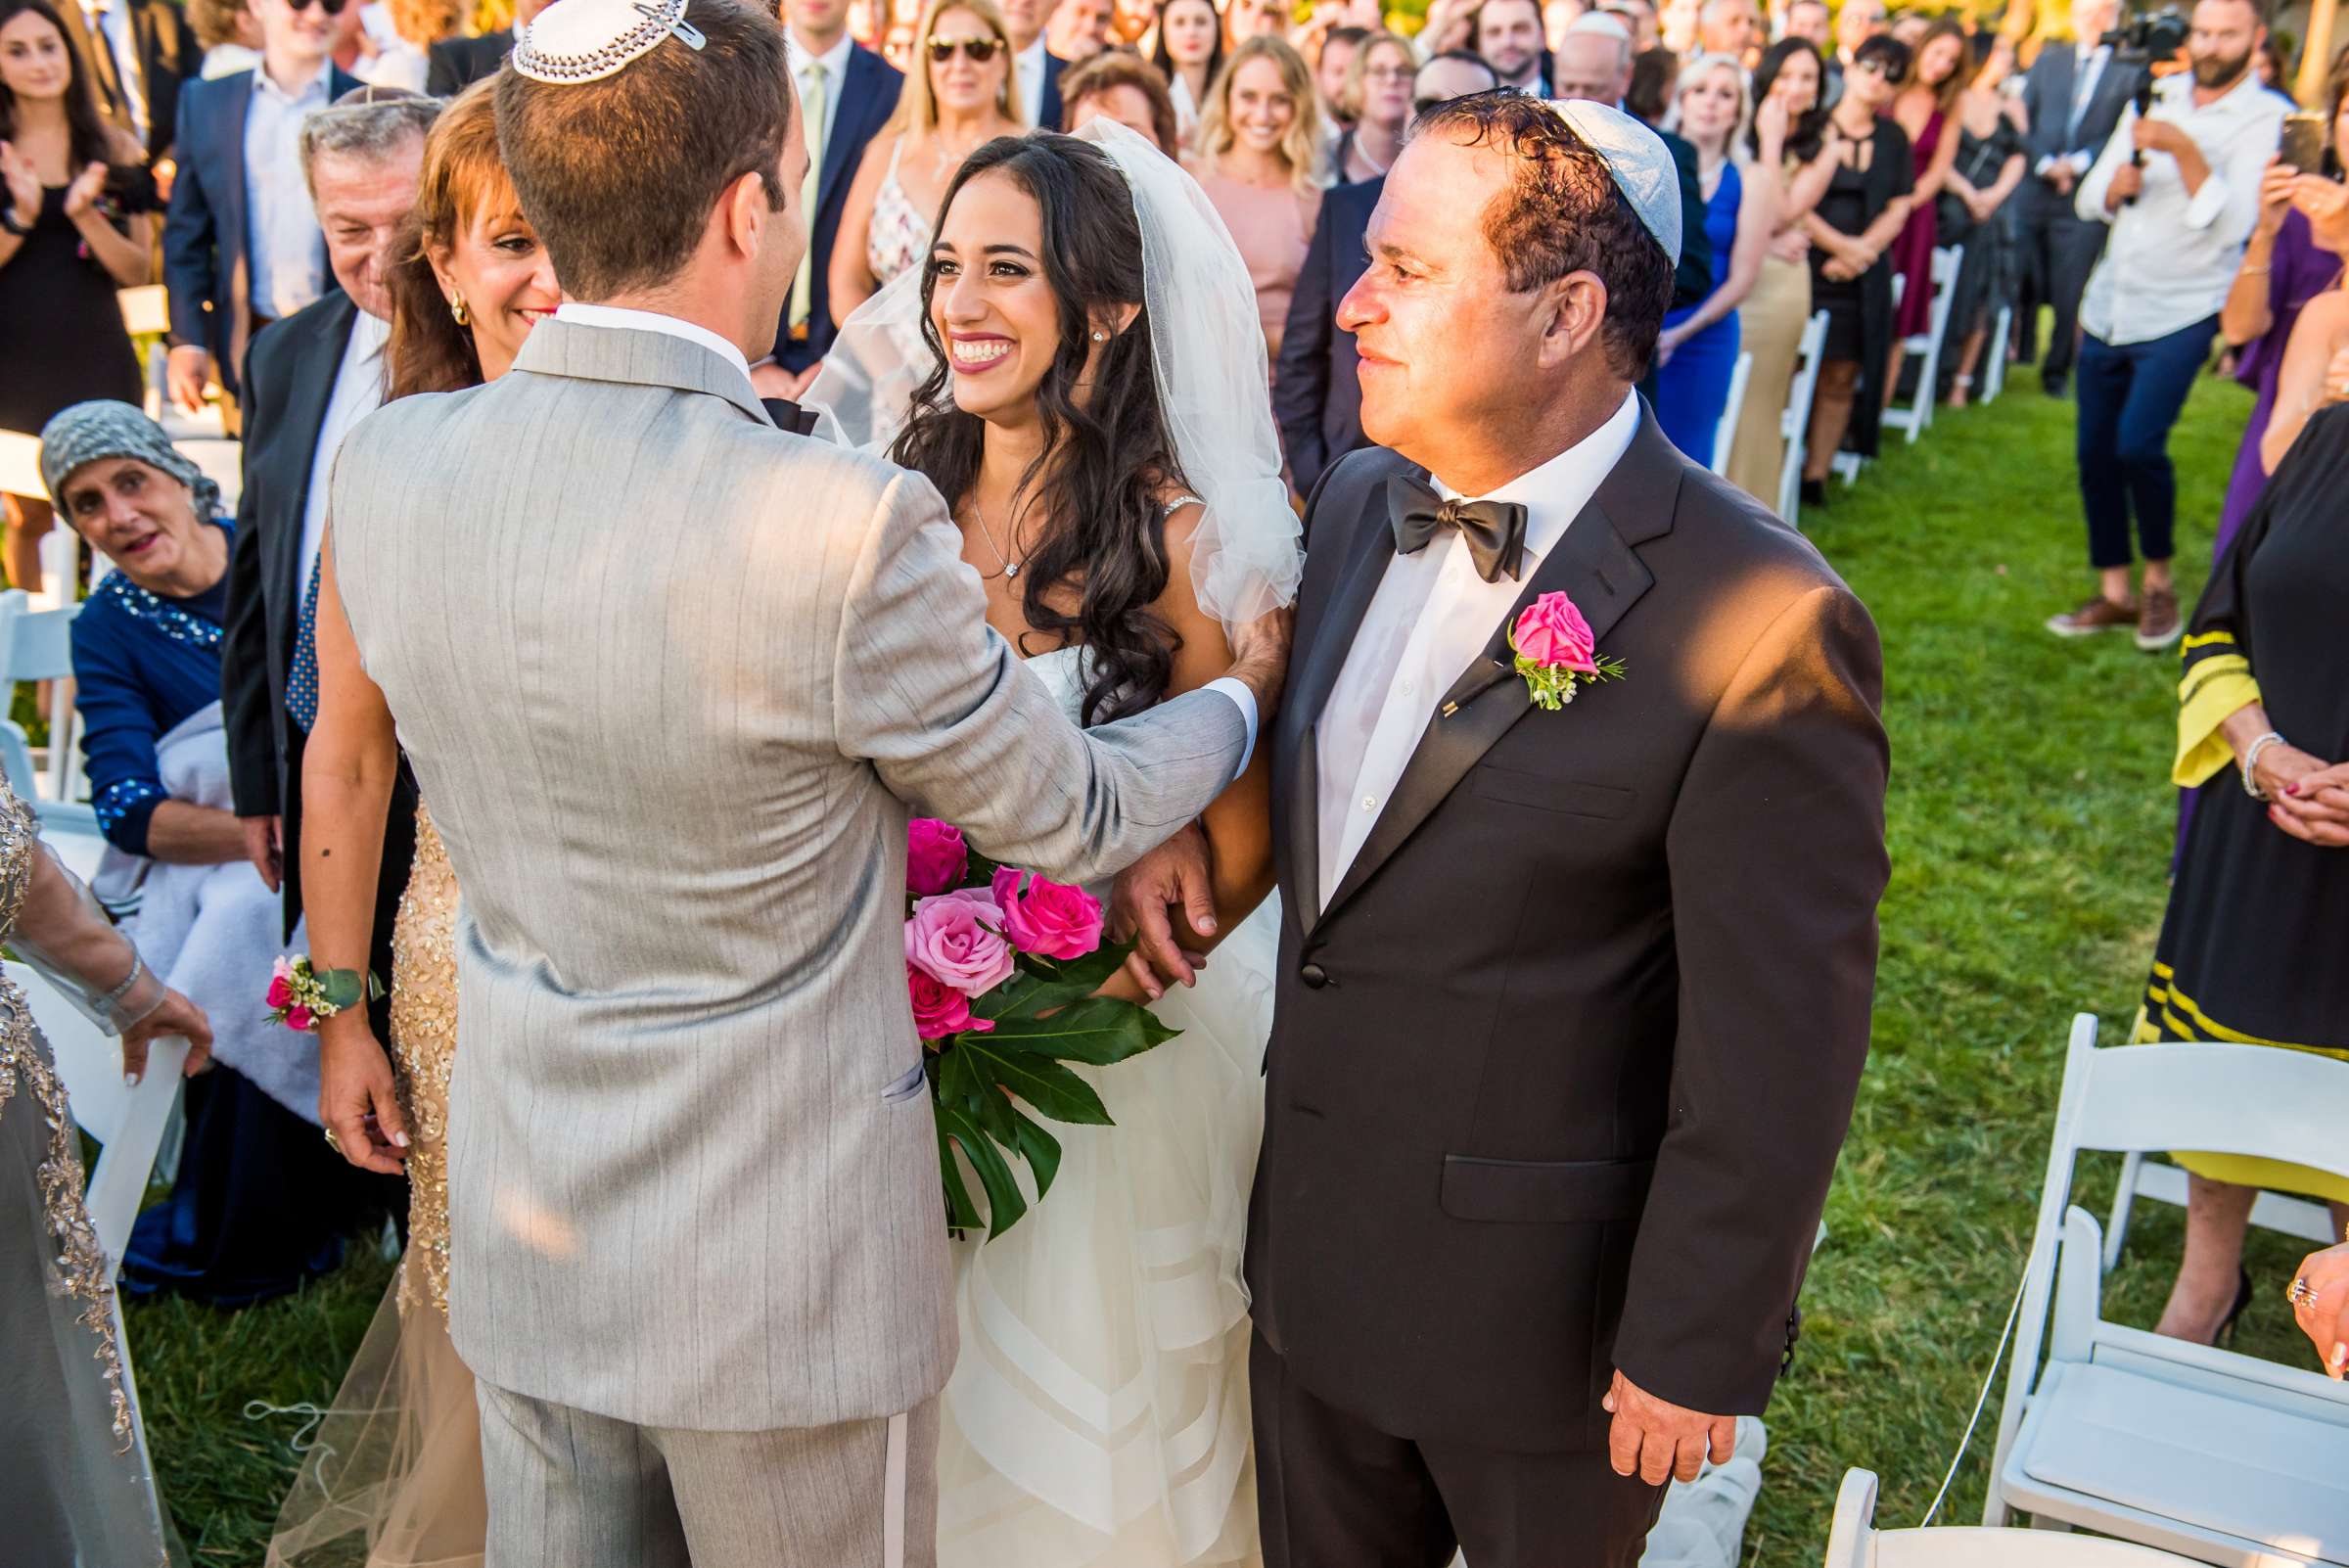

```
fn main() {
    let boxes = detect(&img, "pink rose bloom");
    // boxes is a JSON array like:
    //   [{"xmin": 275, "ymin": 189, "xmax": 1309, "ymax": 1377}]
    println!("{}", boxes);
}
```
[
  {"xmin": 905, "ymin": 894, "xmax": 1016, "ymax": 996},
  {"xmin": 285, "ymin": 1004, "xmax": 315, "ymax": 1032},
  {"xmin": 265, "ymin": 969, "xmax": 293, "ymax": 1012},
  {"xmin": 908, "ymin": 962, "xmax": 992, "ymax": 1040},
  {"xmin": 1512, "ymin": 591, "xmax": 1598, "ymax": 674},
  {"xmin": 906, "ymin": 818, "xmax": 969, "ymax": 897},
  {"xmin": 990, "ymin": 867, "xmax": 1106, "ymax": 959}
]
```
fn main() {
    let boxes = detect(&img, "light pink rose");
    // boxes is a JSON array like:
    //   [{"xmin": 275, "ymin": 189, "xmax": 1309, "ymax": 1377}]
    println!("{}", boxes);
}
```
[
  {"xmin": 1512, "ymin": 591, "xmax": 1598, "ymax": 674},
  {"xmin": 905, "ymin": 893, "xmax": 1016, "ymax": 996},
  {"xmin": 990, "ymin": 867, "xmax": 1106, "ymax": 959},
  {"xmin": 906, "ymin": 818, "xmax": 969, "ymax": 897},
  {"xmin": 908, "ymin": 962, "xmax": 991, "ymax": 1040}
]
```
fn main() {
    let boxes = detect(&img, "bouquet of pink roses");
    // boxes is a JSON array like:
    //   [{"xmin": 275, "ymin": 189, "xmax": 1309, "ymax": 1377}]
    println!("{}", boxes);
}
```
[{"xmin": 904, "ymin": 818, "xmax": 1179, "ymax": 1239}]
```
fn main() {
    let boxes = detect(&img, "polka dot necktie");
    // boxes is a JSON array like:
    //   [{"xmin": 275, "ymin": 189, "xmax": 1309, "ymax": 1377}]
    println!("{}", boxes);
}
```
[{"xmin": 288, "ymin": 555, "xmax": 321, "ymax": 732}]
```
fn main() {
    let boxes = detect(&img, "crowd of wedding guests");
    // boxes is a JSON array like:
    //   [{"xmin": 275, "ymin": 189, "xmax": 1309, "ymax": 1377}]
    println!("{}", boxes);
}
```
[{"xmin": 6, "ymin": 0, "xmax": 2349, "ymax": 1554}]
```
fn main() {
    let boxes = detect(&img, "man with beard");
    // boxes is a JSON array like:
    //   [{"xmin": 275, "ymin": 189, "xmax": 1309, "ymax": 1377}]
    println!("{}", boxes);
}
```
[{"xmin": 2048, "ymin": 0, "xmax": 2281, "ymax": 652}]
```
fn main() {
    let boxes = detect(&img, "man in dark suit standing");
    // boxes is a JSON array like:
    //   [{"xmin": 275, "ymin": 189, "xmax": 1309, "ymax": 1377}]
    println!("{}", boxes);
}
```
[
  {"xmin": 223, "ymin": 91, "xmax": 434, "ymax": 1006},
  {"xmin": 760, "ymin": 0, "xmax": 903, "ymax": 392},
  {"xmin": 421, "ymin": 0, "xmax": 557, "ymax": 94},
  {"xmin": 1275, "ymin": 51, "xmax": 1498, "ymax": 496},
  {"xmin": 1477, "ymin": 0, "xmax": 1552, "ymax": 94},
  {"xmin": 1554, "ymin": 17, "xmax": 1713, "ymax": 309},
  {"xmin": 56, "ymin": 0, "xmax": 194, "ymax": 166},
  {"xmin": 2016, "ymin": 0, "xmax": 2139, "ymax": 394},
  {"xmin": 1124, "ymin": 96, "xmax": 1886, "ymax": 1568},
  {"xmin": 1003, "ymin": 0, "xmax": 1069, "ymax": 127},
  {"xmin": 161, "ymin": 0, "xmax": 362, "ymax": 414}
]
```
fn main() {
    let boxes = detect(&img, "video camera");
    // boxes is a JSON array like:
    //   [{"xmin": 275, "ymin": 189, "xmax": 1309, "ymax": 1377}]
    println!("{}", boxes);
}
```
[{"xmin": 2100, "ymin": 7, "xmax": 2190, "ymax": 64}]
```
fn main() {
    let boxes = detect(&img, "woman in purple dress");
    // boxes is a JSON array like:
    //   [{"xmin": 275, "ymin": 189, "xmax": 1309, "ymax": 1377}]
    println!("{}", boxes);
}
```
[{"xmin": 1881, "ymin": 18, "xmax": 1963, "ymax": 401}]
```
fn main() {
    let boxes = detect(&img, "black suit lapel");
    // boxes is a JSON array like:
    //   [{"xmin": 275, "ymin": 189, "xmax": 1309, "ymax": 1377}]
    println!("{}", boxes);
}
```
[
  {"xmin": 1314, "ymin": 410, "xmax": 1681, "ymax": 929},
  {"xmin": 1279, "ymin": 479, "xmax": 1398, "ymax": 940},
  {"xmin": 817, "ymin": 49, "xmax": 882, "ymax": 217},
  {"xmin": 270, "ymin": 296, "xmax": 357, "ymax": 652}
]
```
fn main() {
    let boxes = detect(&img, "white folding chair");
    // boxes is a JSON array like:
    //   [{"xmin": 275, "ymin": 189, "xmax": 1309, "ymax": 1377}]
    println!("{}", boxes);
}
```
[
  {"xmin": 0, "ymin": 429, "xmax": 42, "ymax": 499},
  {"xmin": 0, "ymin": 590, "xmax": 94, "ymax": 831},
  {"xmin": 1829, "ymin": 1470, "xmax": 2206, "ymax": 1567},
  {"xmin": 1882, "ymin": 245, "xmax": 1963, "ymax": 445},
  {"xmin": 1777, "ymin": 310, "xmax": 1831, "ymax": 523},
  {"xmin": 1711, "ymin": 351, "xmax": 1754, "ymax": 477},
  {"xmin": 1982, "ymin": 304, "xmax": 2013, "ymax": 404},
  {"xmin": 1983, "ymin": 1015, "xmax": 2349, "ymax": 1564},
  {"xmin": 2102, "ymin": 1151, "xmax": 2336, "ymax": 1276},
  {"xmin": 117, "ymin": 284, "xmax": 169, "ymax": 341},
  {"xmin": 11, "ymin": 958, "xmax": 189, "ymax": 1275}
]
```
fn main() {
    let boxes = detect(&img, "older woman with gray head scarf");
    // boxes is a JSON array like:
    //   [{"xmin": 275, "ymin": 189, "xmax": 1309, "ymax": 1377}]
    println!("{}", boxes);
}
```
[{"xmin": 40, "ymin": 400, "xmax": 397, "ymax": 1305}]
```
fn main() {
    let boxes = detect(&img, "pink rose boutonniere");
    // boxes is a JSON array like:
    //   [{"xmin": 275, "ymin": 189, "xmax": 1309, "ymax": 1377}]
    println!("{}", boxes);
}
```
[{"xmin": 1508, "ymin": 590, "xmax": 1626, "ymax": 712}]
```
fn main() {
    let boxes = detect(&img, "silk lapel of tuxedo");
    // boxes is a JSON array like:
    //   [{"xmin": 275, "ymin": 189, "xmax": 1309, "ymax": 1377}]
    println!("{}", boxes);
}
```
[
  {"xmin": 273, "ymin": 295, "xmax": 357, "ymax": 638},
  {"xmin": 1282, "ymin": 466, "xmax": 1403, "ymax": 940},
  {"xmin": 1315, "ymin": 409, "xmax": 1681, "ymax": 929}
]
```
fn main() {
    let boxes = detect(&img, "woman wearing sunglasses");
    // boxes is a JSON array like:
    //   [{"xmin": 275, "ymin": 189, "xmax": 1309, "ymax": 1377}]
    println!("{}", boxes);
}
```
[{"xmin": 831, "ymin": 0, "xmax": 1025, "ymax": 325}]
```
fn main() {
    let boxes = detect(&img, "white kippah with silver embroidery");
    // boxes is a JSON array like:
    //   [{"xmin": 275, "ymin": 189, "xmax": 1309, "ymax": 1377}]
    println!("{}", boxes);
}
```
[{"xmin": 511, "ymin": 0, "xmax": 706, "ymax": 83}]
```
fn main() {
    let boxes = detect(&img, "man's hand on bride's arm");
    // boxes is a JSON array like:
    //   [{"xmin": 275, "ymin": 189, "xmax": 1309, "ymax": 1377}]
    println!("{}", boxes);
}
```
[
  {"xmin": 1110, "ymin": 823, "xmax": 1220, "ymax": 1001},
  {"xmin": 1603, "ymin": 1368, "xmax": 1738, "ymax": 1486},
  {"xmin": 1224, "ymin": 605, "xmax": 1295, "ymax": 721}
]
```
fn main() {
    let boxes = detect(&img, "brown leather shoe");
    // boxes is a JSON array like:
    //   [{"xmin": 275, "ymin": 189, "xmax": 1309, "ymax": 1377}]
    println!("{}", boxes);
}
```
[
  {"xmin": 2137, "ymin": 586, "xmax": 2183, "ymax": 650},
  {"xmin": 2046, "ymin": 593, "xmax": 2141, "ymax": 636}
]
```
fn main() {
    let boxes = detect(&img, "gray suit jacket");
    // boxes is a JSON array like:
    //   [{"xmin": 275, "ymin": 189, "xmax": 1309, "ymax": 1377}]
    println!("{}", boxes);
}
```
[{"xmin": 329, "ymin": 318, "xmax": 1248, "ymax": 1432}]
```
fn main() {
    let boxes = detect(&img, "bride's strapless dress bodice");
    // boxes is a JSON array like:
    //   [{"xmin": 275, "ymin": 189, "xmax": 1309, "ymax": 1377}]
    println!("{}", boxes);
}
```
[{"xmin": 938, "ymin": 643, "xmax": 1276, "ymax": 1568}]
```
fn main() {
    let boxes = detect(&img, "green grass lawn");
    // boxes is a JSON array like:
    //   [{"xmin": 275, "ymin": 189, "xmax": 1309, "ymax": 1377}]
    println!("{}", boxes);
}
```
[{"xmin": 126, "ymin": 368, "xmax": 2309, "ymax": 1565}]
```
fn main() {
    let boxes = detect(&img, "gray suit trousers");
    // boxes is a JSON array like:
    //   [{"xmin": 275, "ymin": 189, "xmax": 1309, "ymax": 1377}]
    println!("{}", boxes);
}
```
[{"xmin": 477, "ymin": 1381, "xmax": 942, "ymax": 1568}]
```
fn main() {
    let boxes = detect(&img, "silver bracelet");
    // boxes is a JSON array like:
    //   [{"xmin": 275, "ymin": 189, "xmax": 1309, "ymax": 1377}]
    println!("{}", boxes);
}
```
[{"xmin": 2242, "ymin": 731, "xmax": 2287, "ymax": 800}]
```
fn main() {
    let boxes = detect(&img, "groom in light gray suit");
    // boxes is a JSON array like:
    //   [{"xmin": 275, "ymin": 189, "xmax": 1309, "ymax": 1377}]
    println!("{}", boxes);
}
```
[{"xmin": 321, "ymin": 1, "xmax": 1284, "ymax": 1562}]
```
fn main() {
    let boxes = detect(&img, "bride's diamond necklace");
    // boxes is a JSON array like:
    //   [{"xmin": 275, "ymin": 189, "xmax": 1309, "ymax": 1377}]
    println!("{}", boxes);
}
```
[{"xmin": 971, "ymin": 494, "xmax": 1025, "ymax": 579}]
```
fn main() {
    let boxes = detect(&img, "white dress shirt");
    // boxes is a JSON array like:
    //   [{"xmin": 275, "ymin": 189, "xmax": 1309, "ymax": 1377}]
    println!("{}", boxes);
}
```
[
  {"xmin": 788, "ymin": 26, "xmax": 854, "ymax": 154},
  {"xmin": 1016, "ymin": 36, "xmax": 1050, "ymax": 128},
  {"xmin": 1315, "ymin": 390, "xmax": 1640, "ymax": 910},
  {"xmin": 80, "ymin": 0, "xmax": 146, "ymax": 142},
  {"xmin": 300, "ymin": 309, "xmax": 390, "ymax": 598},
  {"xmin": 245, "ymin": 64, "xmax": 332, "ymax": 322},
  {"xmin": 2075, "ymin": 69, "xmax": 2284, "ymax": 346}
]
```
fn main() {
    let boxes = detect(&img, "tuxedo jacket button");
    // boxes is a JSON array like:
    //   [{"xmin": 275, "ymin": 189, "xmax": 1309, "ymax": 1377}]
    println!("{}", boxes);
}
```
[{"xmin": 1299, "ymin": 962, "xmax": 1329, "ymax": 990}]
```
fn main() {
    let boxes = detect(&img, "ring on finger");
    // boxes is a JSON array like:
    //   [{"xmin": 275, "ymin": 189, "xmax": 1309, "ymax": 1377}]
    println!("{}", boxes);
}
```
[
  {"xmin": 2291, "ymin": 1275, "xmax": 2319, "ymax": 1309},
  {"xmin": 323, "ymin": 1127, "xmax": 344, "ymax": 1155}
]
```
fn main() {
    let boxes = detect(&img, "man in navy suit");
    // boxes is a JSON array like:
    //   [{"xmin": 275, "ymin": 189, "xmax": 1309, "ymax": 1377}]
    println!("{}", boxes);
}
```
[
  {"xmin": 1477, "ymin": 0, "xmax": 1553, "ymax": 95},
  {"xmin": 763, "ymin": 0, "xmax": 904, "ymax": 392},
  {"xmin": 2015, "ymin": 0, "xmax": 2141, "ymax": 394},
  {"xmin": 161, "ymin": 0, "xmax": 361, "ymax": 414},
  {"xmin": 1002, "ymin": 0, "xmax": 1069, "ymax": 128},
  {"xmin": 1276, "ymin": 50, "xmax": 1500, "ymax": 497}
]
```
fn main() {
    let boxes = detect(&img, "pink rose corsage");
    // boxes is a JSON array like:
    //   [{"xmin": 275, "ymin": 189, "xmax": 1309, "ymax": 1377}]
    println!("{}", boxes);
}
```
[{"xmin": 1508, "ymin": 590, "xmax": 1626, "ymax": 711}]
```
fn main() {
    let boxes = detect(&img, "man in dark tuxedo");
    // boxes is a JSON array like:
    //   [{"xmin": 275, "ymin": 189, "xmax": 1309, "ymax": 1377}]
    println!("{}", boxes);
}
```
[
  {"xmin": 1125, "ymin": 95, "xmax": 1887, "ymax": 1568},
  {"xmin": 223, "ymin": 91, "xmax": 434, "ymax": 1009},
  {"xmin": 56, "ymin": 0, "xmax": 194, "ymax": 165},
  {"xmin": 1275, "ymin": 51, "xmax": 1498, "ymax": 495},
  {"xmin": 2016, "ymin": 0, "xmax": 2139, "ymax": 393},
  {"xmin": 161, "ymin": 0, "xmax": 362, "ymax": 412},
  {"xmin": 1476, "ymin": 0, "xmax": 1552, "ymax": 94},
  {"xmin": 424, "ymin": 27, "xmax": 510, "ymax": 92},
  {"xmin": 761, "ymin": 0, "xmax": 903, "ymax": 391}
]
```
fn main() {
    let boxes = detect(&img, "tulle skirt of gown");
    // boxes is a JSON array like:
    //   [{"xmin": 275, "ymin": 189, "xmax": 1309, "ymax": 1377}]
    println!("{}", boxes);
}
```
[
  {"xmin": 937, "ymin": 898, "xmax": 1278, "ymax": 1568},
  {"xmin": 267, "ymin": 804, "xmax": 484, "ymax": 1568}
]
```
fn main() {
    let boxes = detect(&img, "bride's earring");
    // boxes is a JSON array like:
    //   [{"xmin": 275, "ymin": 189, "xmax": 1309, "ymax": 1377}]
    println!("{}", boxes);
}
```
[
  {"xmin": 449, "ymin": 295, "xmax": 471, "ymax": 328},
  {"xmin": 1090, "ymin": 330, "xmax": 1107, "ymax": 342}
]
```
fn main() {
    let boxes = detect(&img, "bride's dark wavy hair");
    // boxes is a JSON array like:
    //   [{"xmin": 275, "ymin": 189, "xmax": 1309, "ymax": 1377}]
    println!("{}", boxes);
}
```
[{"xmin": 890, "ymin": 132, "xmax": 1191, "ymax": 727}]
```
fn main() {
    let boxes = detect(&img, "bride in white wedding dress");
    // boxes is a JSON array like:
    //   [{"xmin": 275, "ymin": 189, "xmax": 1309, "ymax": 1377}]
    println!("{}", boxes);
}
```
[{"xmin": 807, "ymin": 120, "xmax": 1300, "ymax": 1568}]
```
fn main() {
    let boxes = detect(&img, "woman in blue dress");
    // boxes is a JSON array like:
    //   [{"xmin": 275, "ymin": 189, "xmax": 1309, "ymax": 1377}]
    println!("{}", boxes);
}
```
[
  {"xmin": 41, "ymin": 400, "xmax": 397, "ymax": 1305},
  {"xmin": 1654, "ymin": 51, "xmax": 1776, "ymax": 467}
]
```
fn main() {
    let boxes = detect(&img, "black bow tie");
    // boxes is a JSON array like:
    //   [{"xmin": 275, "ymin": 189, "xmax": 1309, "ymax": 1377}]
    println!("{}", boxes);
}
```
[
  {"xmin": 761, "ymin": 396, "xmax": 819, "ymax": 437},
  {"xmin": 1387, "ymin": 476, "xmax": 1529, "ymax": 584}
]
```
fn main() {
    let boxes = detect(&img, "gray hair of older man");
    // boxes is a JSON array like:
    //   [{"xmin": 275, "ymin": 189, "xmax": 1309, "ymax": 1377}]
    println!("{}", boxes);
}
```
[{"xmin": 299, "ymin": 84, "xmax": 441, "ymax": 195}]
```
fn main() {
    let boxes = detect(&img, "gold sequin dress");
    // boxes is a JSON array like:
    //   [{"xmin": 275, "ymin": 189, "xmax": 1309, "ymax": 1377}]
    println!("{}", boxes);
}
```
[{"xmin": 267, "ymin": 802, "xmax": 485, "ymax": 1568}]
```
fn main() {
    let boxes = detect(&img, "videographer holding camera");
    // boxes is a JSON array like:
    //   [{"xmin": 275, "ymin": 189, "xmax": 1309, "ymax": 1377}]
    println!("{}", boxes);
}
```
[{"xmin": 2047, "ymin": 0, "xmax": 2284, "ymax": 650}]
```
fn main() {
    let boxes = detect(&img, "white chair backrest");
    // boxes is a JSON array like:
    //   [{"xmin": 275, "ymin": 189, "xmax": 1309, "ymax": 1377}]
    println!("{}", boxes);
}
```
[
  {"xmin": 1777, "ymin": 310, "xmax": 1831, "ymax": 523},
  {"xmin": 1982, "ymin": 306, "xmax": 2012, "ymax": 403},
  {"xmin": 0, "ymin": 589, "xmax": 80, "ymax": 686},
  {"xmin": 0, "ymin": 430, "xmax": 43, "ymax": 500},
  {"xmin": 118, "ymin": 284, "xmax": 170, "ymax": 340},
  {"xmin": 8, "ymin": 960, "xmax": 188, "ymax": 1273},
  {"xmin": 1713, "ymin": 351, "xmax": 1755, "ymax": 476},
  {"xmin": 1830, "ymin": 1469, "xmax": 2211, "ymax": 1568}
]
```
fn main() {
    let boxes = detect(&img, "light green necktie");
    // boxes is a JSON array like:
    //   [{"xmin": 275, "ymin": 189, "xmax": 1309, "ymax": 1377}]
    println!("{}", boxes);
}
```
[{"xmin": 791, "ymin": 59, "xmax": 829, "ymax": 332}]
